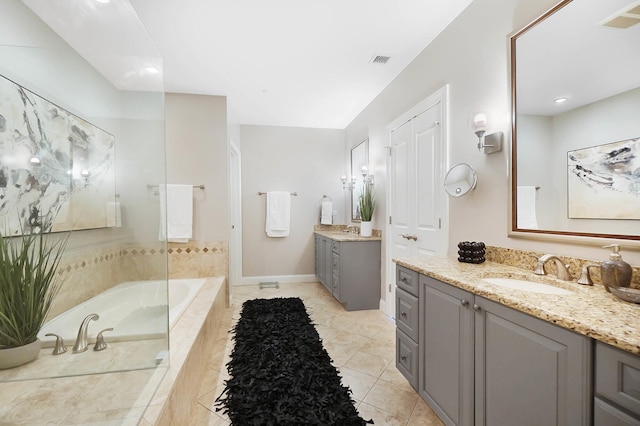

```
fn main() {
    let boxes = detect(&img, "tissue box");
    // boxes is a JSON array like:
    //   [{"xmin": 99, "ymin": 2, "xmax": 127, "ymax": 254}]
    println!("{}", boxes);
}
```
[{"xmin": 457, "ymin": 241, "xmax": 485, "ymax": 264}]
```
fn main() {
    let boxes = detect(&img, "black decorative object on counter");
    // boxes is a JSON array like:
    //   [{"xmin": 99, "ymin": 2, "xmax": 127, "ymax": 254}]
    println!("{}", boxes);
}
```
[
  {"xmin": 458, "ymin": 241, "xmax": 486, "ymax": 264},
  {"xmin": 215, "ymin": 297, "xmax": 373, "ymax": 425}
]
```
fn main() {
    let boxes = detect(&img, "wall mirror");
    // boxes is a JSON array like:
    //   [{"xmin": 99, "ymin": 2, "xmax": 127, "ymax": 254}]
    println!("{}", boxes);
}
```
[
  {"xmin": 350, "ymin": 138, "xmax": 368, "ymax": 221},
  {"xmin": 444, "ymin": 163, "xmax": 477, "ymax": 197},
  {"xmin": 511, "ymin": 0, "xmax": 640, "ymax": 241}
]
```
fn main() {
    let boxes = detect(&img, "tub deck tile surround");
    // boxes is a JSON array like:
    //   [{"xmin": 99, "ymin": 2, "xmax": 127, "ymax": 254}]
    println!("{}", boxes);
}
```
[
  {"xmin": 0, "ymin": 277, "xmax": 226, "ymax": 425},
  {"xmin": 394, "ymin": 255, "xmax": 640, "ymax": 355}
]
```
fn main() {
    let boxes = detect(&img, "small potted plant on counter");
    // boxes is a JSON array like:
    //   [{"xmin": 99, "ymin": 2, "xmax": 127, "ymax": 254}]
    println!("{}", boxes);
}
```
[
  {"xmin": 359, "ymin": 183, "xmax": 375, "ymax": 237},
  {"xmin": 0, "ymin": 229, "xmax": 68, "ymax": 369}
]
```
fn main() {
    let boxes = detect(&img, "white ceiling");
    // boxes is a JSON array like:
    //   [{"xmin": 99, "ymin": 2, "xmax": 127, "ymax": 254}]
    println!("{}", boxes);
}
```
[{"xmin": 23, "ymin": 0, "xmax": 474, "ymax": 129}]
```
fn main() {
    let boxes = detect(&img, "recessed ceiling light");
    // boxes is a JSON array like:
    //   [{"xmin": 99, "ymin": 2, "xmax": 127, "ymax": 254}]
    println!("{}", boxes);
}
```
[
  {"xmin": 142, "ymin": 66, "xmax": 160, "ymax": 75},
  {"xmin": 95, "ymin": 0, "xmax": 110, "ymax": 4},
  {"xmin": 554, "ymin": 97, "xmax": 568, "ymax": 104}
]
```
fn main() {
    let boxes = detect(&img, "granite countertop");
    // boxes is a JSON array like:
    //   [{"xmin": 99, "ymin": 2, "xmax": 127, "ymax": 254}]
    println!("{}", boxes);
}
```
[
  {"xmin": 394, "ymin": 256, "xmax": 640, "ymax": 355},
  {"xmin": 314, "ymin": 229, "xmax": 382, "ymax": 242}
]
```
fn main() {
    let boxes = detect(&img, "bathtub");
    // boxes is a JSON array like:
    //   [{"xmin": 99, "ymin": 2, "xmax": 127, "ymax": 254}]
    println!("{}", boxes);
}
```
[{"xmin": 39, "ymin": 278, "xmax": 207, "ymax": 348}]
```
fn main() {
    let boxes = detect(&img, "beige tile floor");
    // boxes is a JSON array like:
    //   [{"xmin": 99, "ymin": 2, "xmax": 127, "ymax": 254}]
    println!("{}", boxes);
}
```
[{"xmin": 189, "ymin": 282, "xmax": 444, "ymax": 425}]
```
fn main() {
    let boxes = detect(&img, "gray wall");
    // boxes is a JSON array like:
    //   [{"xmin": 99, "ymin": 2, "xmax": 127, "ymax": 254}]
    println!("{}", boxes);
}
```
[
  {"xmin": 165, "ymin": 93, "xmax": 229, "ymax": 242},
  {"xmin": 239, "ymin": 125, "xmax": 345, "ymax": 279}
]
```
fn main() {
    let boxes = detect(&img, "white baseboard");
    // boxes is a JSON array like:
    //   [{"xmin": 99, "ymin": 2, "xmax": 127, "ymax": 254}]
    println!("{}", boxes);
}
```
[{"xmin": 238, "ymin": 274, "xmax": 318, "ymax": 286}]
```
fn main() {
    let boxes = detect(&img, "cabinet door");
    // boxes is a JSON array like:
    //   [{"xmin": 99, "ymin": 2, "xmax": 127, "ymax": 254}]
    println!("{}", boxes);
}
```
[
  {"xmin": 323, "ymin": 238, "xmax": 332, "ymax": 292},
  {"xmin": 314, "ymin": 235, "xmax": 321, "ymax": 278},
  {"xmin": 474, "ymin": 296, "xmax": 592, "ymax": 426},
  {"xmin": 420, "ymin": 275, "xmax": 474, "ymax": 426}
]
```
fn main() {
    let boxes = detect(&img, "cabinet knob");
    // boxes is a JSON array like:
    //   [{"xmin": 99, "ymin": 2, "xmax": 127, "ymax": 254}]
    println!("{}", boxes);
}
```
[
  {"xmin": 400, "ymin": 276, "xmax": 408, "ymax": 283},
  {"xmin": 460, "ymin": 299, "xmax": 469, "ymax": 307},
  {"xmin": 401, "ymin": 355, "xmax": 407, "ymax": 361},
  {"xmin": 473, "ymin": 304, "xmax": 481, "ymax": 312},
  {"xmin": 400, "ymin": 311, "xmax": 407, "ymax": 318}
]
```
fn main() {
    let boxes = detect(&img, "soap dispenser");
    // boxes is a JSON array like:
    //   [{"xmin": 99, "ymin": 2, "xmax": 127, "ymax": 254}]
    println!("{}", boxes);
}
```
[{"xmin": 600, "ymin": 244, "xmax": 632, "ymax": 292}]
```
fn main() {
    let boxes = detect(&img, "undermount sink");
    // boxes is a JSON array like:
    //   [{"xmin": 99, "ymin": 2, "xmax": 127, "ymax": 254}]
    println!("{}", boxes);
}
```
[{"xmin": 482, "ymin": 277, "xmax": 573, "ymax": 295}]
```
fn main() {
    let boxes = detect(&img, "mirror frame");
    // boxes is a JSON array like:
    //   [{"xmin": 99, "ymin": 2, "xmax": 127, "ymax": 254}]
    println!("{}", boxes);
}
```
[
  {"xmin": 510, "ymin": 0, "xmax": 640, "ymax": 242},
  {"xmin": 350, "ymin": 138, "xmax": 368, "ymax": 222}
]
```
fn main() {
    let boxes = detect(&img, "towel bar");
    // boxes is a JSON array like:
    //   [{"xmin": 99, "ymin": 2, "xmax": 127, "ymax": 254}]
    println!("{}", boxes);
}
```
[
  {"xmin": 148, "ymin": 184, "xmax": 205, "ymax": 190},
  {"xmin": 258, "ymin": 191, "xmax": 298, "ymax": 196}
]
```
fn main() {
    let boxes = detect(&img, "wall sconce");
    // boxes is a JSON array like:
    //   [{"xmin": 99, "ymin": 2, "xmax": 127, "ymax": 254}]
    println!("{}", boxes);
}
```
[
  {"xmin": 472, "ymin": 112, "xmax": 503, "ymax": 154},
  {"xmin": 341, "ymin": 174, "xmax": 356, "ymax": 190},
  {"xmin": 361, "ymin": 165, "xmax": 374, "ymax": 185},
  {"xmin": 80, "ymin": 169, "xmax": 91, "ymax": 187}
]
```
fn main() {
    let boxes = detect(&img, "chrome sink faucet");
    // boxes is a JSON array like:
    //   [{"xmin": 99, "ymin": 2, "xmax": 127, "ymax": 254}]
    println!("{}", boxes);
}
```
[
  {"xmin": 72, "ymin": 313, "xmax": 99, "ymax": 353},
  {"xmin": 534, "ymin": 255, "xmax": 573, "ymax": 281}
]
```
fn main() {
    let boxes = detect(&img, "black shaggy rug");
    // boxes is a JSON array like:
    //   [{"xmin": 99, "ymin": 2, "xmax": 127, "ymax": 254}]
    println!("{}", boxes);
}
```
[{"xmin": 215, "ymin": 297, "xmax": 373, "ymax": 425}]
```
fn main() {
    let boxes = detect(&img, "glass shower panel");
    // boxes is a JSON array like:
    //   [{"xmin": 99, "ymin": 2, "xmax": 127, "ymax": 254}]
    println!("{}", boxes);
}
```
[{"xmin": 0, "ymin": 0, "xmax": 168, "ymax": 382}]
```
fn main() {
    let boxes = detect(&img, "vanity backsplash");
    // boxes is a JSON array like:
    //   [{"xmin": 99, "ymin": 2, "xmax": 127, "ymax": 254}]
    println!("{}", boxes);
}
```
[{"xmin": 486, "ymin": 246, "xmax": 640, "ymax": 289}]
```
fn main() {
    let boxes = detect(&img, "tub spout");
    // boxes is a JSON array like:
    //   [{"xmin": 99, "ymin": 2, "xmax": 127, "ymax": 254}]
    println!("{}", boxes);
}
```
[{"xmin": 72, "ymin": 313, "xmax": 99, "ymax": 353}]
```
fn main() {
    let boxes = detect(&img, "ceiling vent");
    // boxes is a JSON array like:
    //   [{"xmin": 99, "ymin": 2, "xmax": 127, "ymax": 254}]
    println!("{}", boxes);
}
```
[
  {"xmin": 600, "ymin": 1, "xmax": 640, "ymax": 28},
  {"xmin": 370, "ymin": 55, "xmax": 390, "ymax": 64}
]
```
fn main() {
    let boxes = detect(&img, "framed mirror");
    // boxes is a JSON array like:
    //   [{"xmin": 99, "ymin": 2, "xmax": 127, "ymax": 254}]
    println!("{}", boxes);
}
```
[
  {"xmin": 511, "ymin": 0, "xmax": 640, "ymax": 241},
  {"xmin": 350, "ymin": 138, "xmax": 368, "ymax": 221}
]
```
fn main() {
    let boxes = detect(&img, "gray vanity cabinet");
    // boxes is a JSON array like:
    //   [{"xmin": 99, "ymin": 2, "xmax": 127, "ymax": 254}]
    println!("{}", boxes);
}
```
[
  {"xmin": 417, "ymin": 274, "xmax": 592, "ymax": 426},
  {"xmin": 314, "ymin": 234, "xmax": 380, "ymax": 311},
  {"xmin": 594, "ymin": 342, "xmax": 640, "ymax": 425}
]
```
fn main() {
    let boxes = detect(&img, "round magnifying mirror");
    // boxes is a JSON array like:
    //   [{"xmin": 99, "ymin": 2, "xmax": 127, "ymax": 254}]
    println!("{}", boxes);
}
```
[{"xmin": 444, "ymin": 163, "xmax": 477, "ymax": 197}]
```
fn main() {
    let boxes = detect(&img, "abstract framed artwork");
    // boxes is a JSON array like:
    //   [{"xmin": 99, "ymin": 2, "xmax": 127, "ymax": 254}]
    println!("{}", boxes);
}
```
[
  {"xmin": 0, "ymin": 74, "xmax": 115, "ymax": 235},
  {"xmin": 567, "ymin": 137, "xmax": 640, "ymax": 220}
]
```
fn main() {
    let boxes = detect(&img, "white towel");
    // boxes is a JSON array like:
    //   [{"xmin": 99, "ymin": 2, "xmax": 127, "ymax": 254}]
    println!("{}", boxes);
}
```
[
  {"xmin": 517, "ymin": 186, "xmax": 538, "ymax": 229},
  {"xmin": 159, "ymin": 184, "xmax": 193, "ymax": 242},
  {"xmin": 320, "ymin": 199, "xmax": 333, "ymax": 225},
  {"xmin": 266, "ymin": 191, "xmax": 290, "ymax": 237},
  {"xmin": 106, "ymin": 201, "xmax": 121, "ymax": 227}
]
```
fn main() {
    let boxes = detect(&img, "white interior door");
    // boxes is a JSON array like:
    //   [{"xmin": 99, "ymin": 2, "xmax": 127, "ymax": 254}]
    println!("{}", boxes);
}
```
[
  {"xmin": 385, "ymin": 86, "xmax": 449, "ymax": 317},
  {"xmin": 413, "ymin": 100, "xmax": 447, "ymax": 256},
  {"xmin": 388, "ymin": 119, "xmax": 413, "ymax": 315}
]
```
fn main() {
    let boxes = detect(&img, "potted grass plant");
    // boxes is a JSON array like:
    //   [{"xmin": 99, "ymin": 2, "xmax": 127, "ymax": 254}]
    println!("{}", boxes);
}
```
[
  {"xmin": 0, "ymin": 229, "xmax": 68, "ymax": 369},
  {"xmin": 358, "ymin": 183, "xmax": 375, "ymax": 237}
]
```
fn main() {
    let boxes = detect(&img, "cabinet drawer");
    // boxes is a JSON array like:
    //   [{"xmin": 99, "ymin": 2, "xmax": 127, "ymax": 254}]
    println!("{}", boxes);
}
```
[
  {"xmin": 332, "ymin": 241, "xmax": 340, "ymax": 254},
  {"xmin": 396, "ymin": 329, "xmax": 419, "ymax": 390},
  {"xmin": 397, "ymin": 265, "xmax": 419, "ymax": 296},
  {"xmin": 396, "ymin": 287, "xmax": 419, "ymax": 341},
  {"xmin": 596, "ymin": 342, "xmax": 640, "ymax": 417},
  {"xmin": 594, "ymin": 397, "xmax": 640, "ymax": 425}
]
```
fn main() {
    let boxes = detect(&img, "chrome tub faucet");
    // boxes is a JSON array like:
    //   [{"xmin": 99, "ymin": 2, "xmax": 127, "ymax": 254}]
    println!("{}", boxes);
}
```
[{"xmin": 72, "ymin": 313, "xmax": 99, "ymax": 353}]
